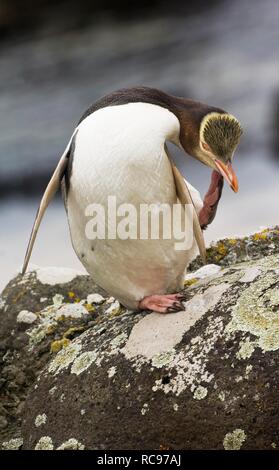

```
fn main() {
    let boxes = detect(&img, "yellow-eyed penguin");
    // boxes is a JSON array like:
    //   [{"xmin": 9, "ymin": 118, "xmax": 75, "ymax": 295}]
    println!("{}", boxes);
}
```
[{"xmin": 22, "ymin": 87, "xmax": 242, "ymax": 313}]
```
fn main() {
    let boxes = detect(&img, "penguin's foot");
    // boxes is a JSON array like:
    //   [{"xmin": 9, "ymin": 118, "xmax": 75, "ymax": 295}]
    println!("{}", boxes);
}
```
[{"xmin": 138, "ymin": 293, "xmax": 186, "ymax": 314}]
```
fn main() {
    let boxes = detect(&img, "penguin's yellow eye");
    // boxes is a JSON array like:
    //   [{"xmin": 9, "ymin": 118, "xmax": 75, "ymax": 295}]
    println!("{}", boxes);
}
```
[{"xmin": 201, "ymin": 141, "xmax": 211, "ymax": 152}]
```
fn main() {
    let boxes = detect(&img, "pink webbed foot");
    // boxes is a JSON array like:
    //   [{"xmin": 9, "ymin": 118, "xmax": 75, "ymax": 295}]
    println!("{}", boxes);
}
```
[{"xmin": 138, "ymin": 293, "xmax": 187, "ymax": 314}]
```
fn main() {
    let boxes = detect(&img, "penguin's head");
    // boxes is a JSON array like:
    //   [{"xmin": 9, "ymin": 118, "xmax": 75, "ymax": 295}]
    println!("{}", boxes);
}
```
[
  {"xmin": 196, "ymin": 112, "xmax": 242, "ymax": 192},
  {"xmin": 179, "ymin": 107, "xmax": 243, "ymax": 193}
]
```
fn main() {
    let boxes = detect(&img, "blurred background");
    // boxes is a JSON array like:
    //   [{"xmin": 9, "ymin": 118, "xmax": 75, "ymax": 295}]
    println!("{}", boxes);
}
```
[{"xmin": 0, "ymin": 0, "xmax": 279, "ymax": 290}]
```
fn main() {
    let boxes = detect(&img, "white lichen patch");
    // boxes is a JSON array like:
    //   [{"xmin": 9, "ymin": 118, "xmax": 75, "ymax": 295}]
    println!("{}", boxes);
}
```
[
  {"xmin": 28, "ymin": 316, "xmax": 56, "ymax": 346},
  {"xmin": 173, "ymin": 403, "xmax": 179, "ymax": 411},
  {"xmin": 218, "ymin": 391, "xmax": 226, "ymax": 402},
  {"xmin": 123, "ymin": 284, "xmax": 229, "ymax": 361},
  {"xmin": 17, "ymin": 310, "xmax": 37, "ymax": 324},
  {"xmin": 235, "ymin": 376, "xmax": 243, "ymax": 383},
  {"xmin": 108, "ymin": 366, "xmax": 117, "ymax": 378},
  {"xmin": 236, "ymin": 338, "xmax": 257, "ymax": 360},
  {"xmin": 57, "ymin": 303, "xmax": 88, "ymax": 319},
  {"xmin": 141, "ymin": 403, "xmax": 149, "ymax": 415},
  {"xmin": 52, "ymin": 293, "xmax": 64, "ymax": 307},
  {"xmin": 35, "ymin": 413, "xmax": 47, "ymax": 427},
  {"xmin": 271, "ymin": 442, "xmax": 277, "ymax": 449},
  {"xmin": 81, "ymin": 409, "xmax": 86, "ymax": 415},
  {"xmin": 226, "ymin": 269, "xmax": 279, "ymax": 353},
  {"xmin": 35, "ymin": 436, "xmax": 54, "ymax": 450},
  {"xmin": 152, "ymin": 315, "xmax": 223, "ymax": 396},
  {"xmin": 71, "ymin": 351, "xmax": 98, "ymax": 375},
  {"xmin": 27, "ymin": 298, "xmax": 88, "ymax": 348},
  {"xmin": 56, "ymin": 438, "xmax": 85, "ymax": 450},
  {"xmin": 2, "ymin": 437, "xmax": 23, "ymax": 450},
  {"xmin": 0, "ymin": 297, "xmax": 6, "ymax": 310},
  {"xmin": 87, "ymin": 293, "xmax": 105, "ymax": 304},
  {"xmin": 239, "ymin": 267, "xmax": 261, "ymax": 283},
  {"xmin": 193, "ymin": 385, "xmax": 208, "ymax": 400},
  {"xmin": 223, "ymin": 429, "xmax": 246, "ymax": 450},
  {"xmin": 49, "ymin": 386, "xmax": 57, "ymax": 396},
  {"xmin": 111, "ymin": 332, "xmax": 128, "ymax": 350},
  {"xmin": 35, "ymin": 266, "xmax": 84, "ymax": 285},
  {"xmin": 59, "ymin": 393, "xmax": 65, "ymax": 403},
  {"xmin": 191, "ymin": 335, "xmax": 202, "ymax": 345},
  {"xmin": 151, "ymin": 350, "xmax": 176, "ymax": 368},
  {"xmin": 245, "ymin": 364, "xmax": 253, "ymax": 378},
  {"xmin": 105, "ymin": 300, "xmax": 121, "ymax": 315},
  {"xmin": 48, "ymin": 342, "xmax": 82, "ymax": 375}
]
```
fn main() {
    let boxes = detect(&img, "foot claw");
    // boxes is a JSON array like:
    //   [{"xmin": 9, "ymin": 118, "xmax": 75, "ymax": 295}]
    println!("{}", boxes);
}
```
[
  {"xmin": 166, "ymin": 307, "xmax": 179, "ymax": 313},
  {"xmin": 176, "ymin": 294, "xmax": 187, "ymax": 302},
  {"xmin": 166, "ymin": 302, "xmax": 184, "ymax": 313},
  {"xmin": 173, "ymin": 301, "xmax": 184, "ymax": 310}
]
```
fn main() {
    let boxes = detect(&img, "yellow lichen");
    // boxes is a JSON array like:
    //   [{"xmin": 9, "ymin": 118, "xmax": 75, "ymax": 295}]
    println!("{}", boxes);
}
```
[
  {"xmin": 68, "ymin": 291, "xmax": 76, "ymax": 298},
  {"xmin": 253, "ymin": 232, "xmax": 267, "ymax": 241},
  {"xmin": 84, "ymin": 303, "xmax": 95, "ymax": 313},
  {"xmin": 56, "ymin": 315, "xmax": 67, "ymax": 322},
  {"xmin": 46, "ymin": 325, "xmax": 56, "ymax": 335},
  {"xmin": 50, "ymin": 338, "xmax": 70, "ymax": 353},
  {"xmin": 63, "ymin": 326, "xmax": 86, "ymax": 339},
  {"xmin": 184, "ymin": 278, "xmax": 198, "ymax": 287},
  {"xmin": 216, "ymin": 242, "xmax": 228, "ymax": 256}
]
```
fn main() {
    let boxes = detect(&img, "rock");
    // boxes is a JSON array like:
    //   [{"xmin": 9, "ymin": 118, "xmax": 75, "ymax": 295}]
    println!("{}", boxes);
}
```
[
  {"xmin": 86, "ymin": 294, "xmax": 105, "ymax": 305},
  {"xmin": 104, "ymin": 300, "xmax": 122, "ymax": 316},
  {"xmin": 0, "ymin": 266, "xmax": 109, "ymax": 446},
  {"xmin": 17, "ymin": 310, "xmax": 37, "ymax": 324},
  {"xmin": 189, "ymin": 226, "xmax": 279, "ymax": 271},
  {"xmin": 184, "ymin": 264, "xmax": 221, "ymax": 282},
  {"xmin": 1, "ymin": 227, "xmax": 279, "ymax": 449},
  {"xmin": 19, "ymin": 245, "xmax": 279, "ymax": 449},
  {"xmin": 0, "ymin": 416, "xmax": 8, "ymax": 430}
]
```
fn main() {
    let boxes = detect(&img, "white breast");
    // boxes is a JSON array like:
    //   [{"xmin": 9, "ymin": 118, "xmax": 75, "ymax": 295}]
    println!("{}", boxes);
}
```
[
  {"xmin": 71, "ymin": 102, "xmax": 180, "ymax": 203},
  {"xmin": 66, "ymin": 103, "xmax": 202, "ymax": 309}
]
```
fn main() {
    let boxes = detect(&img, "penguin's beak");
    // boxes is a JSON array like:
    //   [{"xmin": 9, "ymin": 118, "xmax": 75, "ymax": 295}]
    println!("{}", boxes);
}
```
[{"xmin": 214, "ymin": 159, "xmax": 239, "ymax": 193}]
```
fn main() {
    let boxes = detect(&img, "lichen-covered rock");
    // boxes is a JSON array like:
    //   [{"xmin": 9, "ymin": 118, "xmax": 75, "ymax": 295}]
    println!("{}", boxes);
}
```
[
  {"xmin": 0, "ymin": 266, "xmax": 111, "ymax": 446},
  {"xmin": 189, "ymin": 226, "xmax": 279, "ymax": 270},
  {"xmin": 20, "ymin": 251, "xmax": 279, "ymax": 450}
]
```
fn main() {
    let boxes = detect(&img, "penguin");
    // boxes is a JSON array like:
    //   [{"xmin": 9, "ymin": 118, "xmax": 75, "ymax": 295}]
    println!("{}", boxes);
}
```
[{"xmin": 22, "ymin": 87, "xmax": 242, "ymax": 313}]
